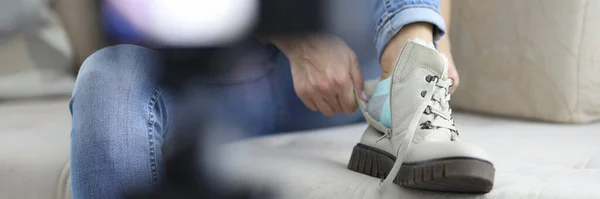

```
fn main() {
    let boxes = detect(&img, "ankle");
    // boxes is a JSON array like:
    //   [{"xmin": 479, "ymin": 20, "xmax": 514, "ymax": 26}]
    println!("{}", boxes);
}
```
[{"xmin": 380, "ymin": 22, "xmax": 434, "ymax": 79}]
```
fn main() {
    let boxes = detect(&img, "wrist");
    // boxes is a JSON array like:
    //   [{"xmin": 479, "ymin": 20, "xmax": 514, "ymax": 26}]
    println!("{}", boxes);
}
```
[
  {"xmin": 268, "ymin": 36, "xmax": 304, "ymax": 58},
  {"xmin": 269, "ymin": 34, "xmax": 341, "ymax": 62}
]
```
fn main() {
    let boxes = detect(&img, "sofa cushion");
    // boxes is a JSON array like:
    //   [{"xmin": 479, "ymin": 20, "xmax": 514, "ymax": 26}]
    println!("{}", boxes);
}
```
[
  {"xmin": 0, "ymin": 98, "xmax": 71, "ymax": 199},
  {"xmin": 224, "ymin": 115, "xmax": 600, "ymax": 199},
  {"xmin": 1, "ymin": 98, "xmax": 599, "ymax": 199},
  {"xmin": 449, "ymin": 0, "xmax": 600, "ymax": 123},
  {"xmin": 0, "ymin": 1, "xmax": 74, "ymax": 100}
]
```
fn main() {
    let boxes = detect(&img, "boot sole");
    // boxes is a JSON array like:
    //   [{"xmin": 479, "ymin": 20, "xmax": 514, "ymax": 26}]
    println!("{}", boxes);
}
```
[{"xmin": 348, "ymin": 143, "xmax": 494, "ymax": 193}]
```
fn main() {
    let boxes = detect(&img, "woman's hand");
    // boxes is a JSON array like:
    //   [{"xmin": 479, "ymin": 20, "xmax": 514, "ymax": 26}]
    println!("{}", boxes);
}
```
[
  {"xmin": 440, "ymin": 0, "xmax": 459, "ymax": 94},
  {"xmin": 270, "ymin": 34, "xmax": 366, "ymax": 116},
  {"xmin": 445, "ymin": 51, "xmax": 459, "ymax": 94}
]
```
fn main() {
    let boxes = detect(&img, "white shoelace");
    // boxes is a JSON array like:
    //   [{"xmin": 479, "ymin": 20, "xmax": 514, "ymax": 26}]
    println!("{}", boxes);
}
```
[
  {"xmin": 425, "ymin": 78, "xmax": 456, "ymax": 131},
  {"xmin": 380, "ymin": 76, "xmax": 456, "ymax": 188}
]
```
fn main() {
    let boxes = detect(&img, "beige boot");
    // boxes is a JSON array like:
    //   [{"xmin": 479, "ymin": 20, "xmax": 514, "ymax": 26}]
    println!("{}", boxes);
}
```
[{"xmin": 348, "ymin": 40, "xmax": 495, "ymax": 193}]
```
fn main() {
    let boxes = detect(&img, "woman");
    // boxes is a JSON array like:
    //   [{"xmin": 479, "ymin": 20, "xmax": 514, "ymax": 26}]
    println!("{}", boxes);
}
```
[{"xmin": 70, "ymin": 0, "xmax": 464, "ymax": 198}]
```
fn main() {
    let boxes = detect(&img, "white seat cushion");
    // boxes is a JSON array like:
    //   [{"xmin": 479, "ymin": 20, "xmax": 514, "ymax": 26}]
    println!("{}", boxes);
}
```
[
  {"xmin": 225, "ymin": 114, "xmax": 600, "ymax": 199},
  {"xmin": 0, "ymin": 99, "xmax": 71, "ymax": 199},
  {"xmin": 2, "ymin": 98, "xmax": 599, "ymax": 199}
]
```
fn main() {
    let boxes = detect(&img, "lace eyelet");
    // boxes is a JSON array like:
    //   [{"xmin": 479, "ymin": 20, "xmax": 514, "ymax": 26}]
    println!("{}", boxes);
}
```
[
  {"xmin": 420, "ymin": 121, "xmax": 433, "ymax": 129},
  {"xmin": 420, "ymin": 91, "xmax": 427, "ymax": 97},
  {"xmin": 423, "ymin": 106, "xmax": 432, "ymax": 115},
  {"xmin": 425, "ymin": 75, "xmax": 434, "ymax": 82},
  {"xmin": 450, "ymin": 129, "xmax": 459, "ymax": 136}
]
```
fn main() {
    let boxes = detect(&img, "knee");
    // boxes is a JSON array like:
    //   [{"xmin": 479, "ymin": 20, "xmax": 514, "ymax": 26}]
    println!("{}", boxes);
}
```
[
  {"xmin": 72, "ymin": 44, "xmax": 162, "ymax": 100},
  {"xmin": 76, "ymin": 44, "xmax": 161, "ymax": 88}
]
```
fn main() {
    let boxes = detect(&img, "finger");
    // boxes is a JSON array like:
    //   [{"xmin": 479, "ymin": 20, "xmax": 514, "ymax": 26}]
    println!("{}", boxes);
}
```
[
  {"xmin": 446, "ymin": 55, "xmax": 460, "ymax": 95},
  {"xmin": 337, "ymin": 91, "xmax": 356, "ymax": 114},
  {"xmin": 315, "ymin": 80, "xmax": 343, "ymax": 113},
  {"xmin": 314, "ymin": 98, "xmax": 335, "ymax": 116},
  {"xmin": 299, "ymin": 96, "xmax": 318, "ymax": 111},
  {"xmin": 295, "ymin": 84, "xmax": 319, "ymax": 111},
  {"xmin": 322, "ymin": 91, "xmax": 344, "ymax": 113},
  {"xmin": 334, "ymin": 76, "xmax": 357, "ymax": 114},
  {"xmin": 349, "ymin": 58, "xmax": 367, "ymax": 101},
  {"xmin": 449, "ymin": 77, "xmax": 459, "ymax": 94}
]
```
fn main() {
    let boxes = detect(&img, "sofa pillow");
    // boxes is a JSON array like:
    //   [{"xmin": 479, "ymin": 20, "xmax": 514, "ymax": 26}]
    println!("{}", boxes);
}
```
[
  {"xmin": 449, "ymin": 0, "xmax": 600, "ymax": 123},
  {"xmin": 0, "ymin": 1, "xmax": 74, "ymax": 100}
]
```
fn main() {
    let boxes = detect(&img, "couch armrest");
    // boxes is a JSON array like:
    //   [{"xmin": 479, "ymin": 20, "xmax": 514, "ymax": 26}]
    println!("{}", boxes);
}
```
[{"xmin": 54, "ymin": 0, "xmax": 108, "ymax": 68}]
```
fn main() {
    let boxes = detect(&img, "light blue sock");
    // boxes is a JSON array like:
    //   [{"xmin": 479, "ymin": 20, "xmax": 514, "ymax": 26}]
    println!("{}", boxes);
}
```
[{"xmin": 366, "ymin": 77, "xmax": 392, "ymax": 128}]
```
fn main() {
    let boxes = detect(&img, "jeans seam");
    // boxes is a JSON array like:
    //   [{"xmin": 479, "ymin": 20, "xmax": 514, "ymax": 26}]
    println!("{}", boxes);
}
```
[
  {"xmin": 374, "ymin": 4, "xmax": 440, "ymax": 44},
  {"xmin": 147, "ymin": 86, "xmax": 163, "ymax": 186}
]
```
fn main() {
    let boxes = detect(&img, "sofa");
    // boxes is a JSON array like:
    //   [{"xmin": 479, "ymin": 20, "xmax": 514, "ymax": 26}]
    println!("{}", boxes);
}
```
[
  {"xmin": 1, "ymin": 0, "xmax": 599, "ymax": 199},
  {"xmin": 450, "ymin": 0, "xmax": 600, "ymax": 123}
]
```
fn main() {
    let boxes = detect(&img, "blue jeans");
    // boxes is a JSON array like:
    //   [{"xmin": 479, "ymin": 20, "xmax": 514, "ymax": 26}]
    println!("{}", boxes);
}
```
[{"xmin": 70, "ymin": 1, "xmax": 445, "ymax": 198}]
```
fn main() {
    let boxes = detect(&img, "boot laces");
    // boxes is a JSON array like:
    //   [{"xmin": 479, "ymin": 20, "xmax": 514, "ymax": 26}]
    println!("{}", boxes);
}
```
[
  {"xmin": 421, "ymin": 76, "xmax": 456, "ymax": 133},
  {"xmin": 379, "ymin": 75, "xmax": 456, "ymax": 189}
]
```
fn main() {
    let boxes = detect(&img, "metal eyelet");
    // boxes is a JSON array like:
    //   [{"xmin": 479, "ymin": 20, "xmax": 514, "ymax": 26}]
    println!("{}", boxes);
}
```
[
  {"xmin": 450, "ymin": 129, "xmax": 459, "ymax": 136},
  {"xmin": 423, "ymin": 106, "xmax": 432, "ymax": 115},
  {"xmin": 420, "ymin": 91, "xmax": 427, "ymax": 97},
  {"xmin": 425, "ymin": 75, "xmax": 434, "ymax": 82},
  {"xmin": 420, "ymin": 121, "xmax": 432, "ymax": 129}
]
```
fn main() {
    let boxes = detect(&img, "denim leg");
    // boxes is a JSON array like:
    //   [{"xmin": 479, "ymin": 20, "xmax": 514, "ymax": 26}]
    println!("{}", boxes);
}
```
[
  {"xmin": 186, "ymin": 78, "xmax": 277, "ymax": 138},
  {"xmin": 373, "ymin": 0, "xmax": 446, "ymax": 58},
  {"xmin": 70, "ymin": 44, "xmax": 172, "ymax": 199}
]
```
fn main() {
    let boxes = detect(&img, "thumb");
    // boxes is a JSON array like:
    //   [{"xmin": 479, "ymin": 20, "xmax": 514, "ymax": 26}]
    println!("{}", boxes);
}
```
[{"xmin": 350, "ymin": 61, "xmax": 367, "ymax": 102}]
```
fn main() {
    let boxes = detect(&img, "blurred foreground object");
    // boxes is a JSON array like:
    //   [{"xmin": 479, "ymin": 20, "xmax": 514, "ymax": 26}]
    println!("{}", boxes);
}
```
[
  {"xmin": 103, "ymin": 0, "xmax": 371, "ymax": 49},
  {"xmin": 450, "ymin": 0, "xmax": 600, "ymax": 123},
  {"xmin": 120, "ymin": 0, "xmax": 370, "ymax": 198},
  {"xmin": 105, "ymin": 0, "xmax": 259, "ymax": 46}
]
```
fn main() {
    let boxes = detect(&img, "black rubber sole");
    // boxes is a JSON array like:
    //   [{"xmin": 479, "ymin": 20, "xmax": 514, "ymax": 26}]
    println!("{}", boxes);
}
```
[{"xmin": 348, "ymin": 143, "xmax": 495, "ymax": 193}]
